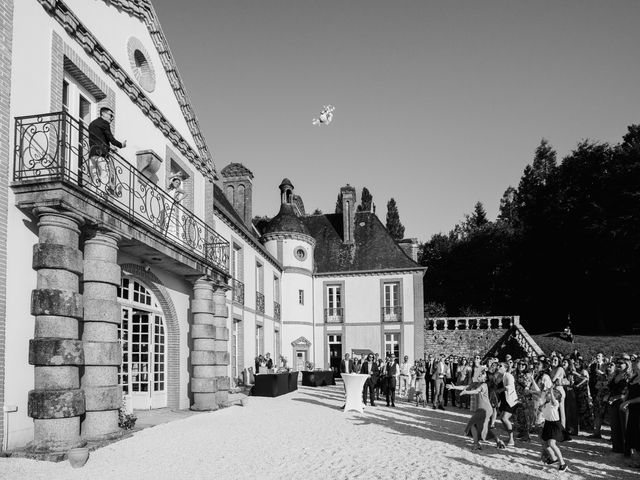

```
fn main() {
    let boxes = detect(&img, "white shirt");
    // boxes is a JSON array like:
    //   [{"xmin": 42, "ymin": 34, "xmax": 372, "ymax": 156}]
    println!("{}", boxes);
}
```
[{"xmin": 400, "ymin": 362, "xmax": 411, "ymax": 376}]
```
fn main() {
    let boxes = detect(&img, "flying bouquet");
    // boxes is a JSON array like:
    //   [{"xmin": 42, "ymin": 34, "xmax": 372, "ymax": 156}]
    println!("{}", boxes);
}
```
[{"xmin": 312, "ymin": 105, "xmax": 335, "ymax": 126}]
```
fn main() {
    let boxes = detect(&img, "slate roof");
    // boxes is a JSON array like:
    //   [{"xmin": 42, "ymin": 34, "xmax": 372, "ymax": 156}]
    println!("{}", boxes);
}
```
[
  {"xmin": 263, "ymin": 204, "xmax": 310, "ymax": 236},
  {"xmin": 301, "ymin": 212, "xmax": 422, "ymax": 273}
]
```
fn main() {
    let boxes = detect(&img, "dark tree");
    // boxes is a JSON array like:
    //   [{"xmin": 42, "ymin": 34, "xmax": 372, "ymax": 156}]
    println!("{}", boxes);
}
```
[
  {"xmin": 357, "ymin": 187, "xmax": 373, "ymax": 212},
  {"xmin": 497, "ymin": 186, "xmax": 519, "ymax": 226},
  {"xmin": 385, "ymin": 198, "xmax": 405, "ymax": 240},
  {"xmin": 335, "ymin": 193, "xmax": 343, "ymax": 214}
]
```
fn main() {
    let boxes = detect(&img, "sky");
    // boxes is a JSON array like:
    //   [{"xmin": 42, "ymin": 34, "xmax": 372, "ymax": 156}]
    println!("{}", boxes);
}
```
[{"xmin": 151, "ymin": 0, "xmax": 640, "ymax": 241}]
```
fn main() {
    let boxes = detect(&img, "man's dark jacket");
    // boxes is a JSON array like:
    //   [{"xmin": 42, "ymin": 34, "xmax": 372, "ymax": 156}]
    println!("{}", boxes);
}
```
[{"xmin": 88, "ymin": 117, "xmax": 123, "ymax": 156}]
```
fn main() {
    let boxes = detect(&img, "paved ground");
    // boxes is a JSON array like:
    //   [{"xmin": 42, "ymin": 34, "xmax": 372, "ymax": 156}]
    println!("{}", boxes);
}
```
[{"xmin": 1, "ymin": 384, "xmax": 638, "ymax": 480}]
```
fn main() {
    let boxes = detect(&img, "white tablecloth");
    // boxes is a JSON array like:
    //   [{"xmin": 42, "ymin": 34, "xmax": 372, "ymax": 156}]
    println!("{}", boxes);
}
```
[{"xmin": 341, "ymin": 373, "xmax": 369, "ymax": 413}]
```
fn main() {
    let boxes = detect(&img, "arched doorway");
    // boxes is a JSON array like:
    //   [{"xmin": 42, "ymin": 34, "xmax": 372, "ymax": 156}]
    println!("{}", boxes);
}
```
[{"xmin": 117, "ymin": 276, "xmax": 167, "ymax": 410}]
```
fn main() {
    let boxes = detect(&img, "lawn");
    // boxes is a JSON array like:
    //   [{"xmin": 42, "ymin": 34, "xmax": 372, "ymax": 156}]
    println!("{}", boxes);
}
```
[{"xmin": 532, "ymin": 333, "xmax": 640, "ymax": 361}]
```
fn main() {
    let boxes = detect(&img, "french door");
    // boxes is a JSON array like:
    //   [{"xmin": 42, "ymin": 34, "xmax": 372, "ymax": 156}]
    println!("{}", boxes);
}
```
[{"xmin": 118, "ymin": 278, "xmax": 167, "ymax": 410}]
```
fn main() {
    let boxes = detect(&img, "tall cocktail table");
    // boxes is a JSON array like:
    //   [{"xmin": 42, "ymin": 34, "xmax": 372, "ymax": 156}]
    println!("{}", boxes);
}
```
[{"xmin": 341, "ymin": 373, "xmax": 369, "ymax": 413}]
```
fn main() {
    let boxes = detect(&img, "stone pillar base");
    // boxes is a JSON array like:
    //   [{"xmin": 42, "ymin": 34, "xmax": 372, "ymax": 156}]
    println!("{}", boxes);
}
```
[
  {"xmin": 28, "ymin": 418, "xmax": 86, "ymax": 453},
  {"xmin": 191, "ymin": 392, "xmax": 219, "ymax": 411}
]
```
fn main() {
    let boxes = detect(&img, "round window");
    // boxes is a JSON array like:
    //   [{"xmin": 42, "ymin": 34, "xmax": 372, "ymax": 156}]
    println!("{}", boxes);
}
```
[
  {"xmin": 294, "ymin": 247, "xmax": 307, "ymax": 261},
  {"xmin": 127, "ymin": 37, "xmax": 156, "ymax": 93}
]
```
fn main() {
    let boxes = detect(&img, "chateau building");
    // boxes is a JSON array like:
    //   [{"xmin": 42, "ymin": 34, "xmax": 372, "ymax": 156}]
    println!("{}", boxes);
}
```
[{"xmin": 0, "ymin": 0, "xmax": 425, "ymax": 453}]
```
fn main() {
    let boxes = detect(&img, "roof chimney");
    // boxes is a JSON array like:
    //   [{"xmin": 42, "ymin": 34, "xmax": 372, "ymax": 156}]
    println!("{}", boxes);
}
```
[
  {"xmin": 398, "ymin": 238, "xmax": 419, "ymax": 262},
  {"xmin": 340, "ymin": 184, "xmax": 357, "ymax": 244},
  {"xmin": 221, "ymin": 163, "xmax": 254, "ymax": 228}
]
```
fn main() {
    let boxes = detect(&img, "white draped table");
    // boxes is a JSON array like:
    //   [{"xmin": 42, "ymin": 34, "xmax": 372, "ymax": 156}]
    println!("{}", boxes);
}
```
[{"xmin": 341, "ymin": 373, "xmax": 369, "ymax": 413}]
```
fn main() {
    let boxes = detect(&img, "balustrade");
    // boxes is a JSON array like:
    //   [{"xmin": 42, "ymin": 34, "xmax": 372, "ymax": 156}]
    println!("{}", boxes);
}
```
[
  {"xmin": 13, "ymin": 112, "xmax": 229, "ymax": 273},
  {"xmin": 381, "ymin": 306, "xmax": 402, "ymax": 322},
  {"xmin": 425, "ymin": 316, "xmax": 518, "ymax": 331},
  {"xmin": 324, "ymin": 307, "xmax": 344, "ymax": 323},
  {"xmin": 232, "ymin": 279, "xmax": 244, "ymax": 305}
]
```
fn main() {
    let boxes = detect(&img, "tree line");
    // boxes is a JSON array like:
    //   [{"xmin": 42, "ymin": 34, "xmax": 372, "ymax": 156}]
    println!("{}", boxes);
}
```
[{"xmin": 419, "ymin": 126, "xmax": 640, "ymax": 334}]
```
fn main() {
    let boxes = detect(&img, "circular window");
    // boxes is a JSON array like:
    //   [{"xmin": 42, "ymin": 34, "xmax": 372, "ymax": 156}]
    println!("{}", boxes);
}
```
[
  {"xmin": 127, "ymin": 37, "xmax": 156, "ymax": 93},
  {"xmin": 294, "ymin": 247, "xmax": 307, "ymax": 261}
]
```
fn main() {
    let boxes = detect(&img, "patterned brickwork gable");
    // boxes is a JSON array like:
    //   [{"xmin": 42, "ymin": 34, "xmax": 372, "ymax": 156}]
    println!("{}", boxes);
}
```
[{"xmin": 37, "ymin": 0, "xmax": 216, "ymax": 180}]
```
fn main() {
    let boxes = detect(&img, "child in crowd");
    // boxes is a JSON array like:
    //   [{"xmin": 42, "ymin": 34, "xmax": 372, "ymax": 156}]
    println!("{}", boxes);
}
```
[{"xmin": 539, "ymin": 380, "xmax": 568, "ymax": 471}]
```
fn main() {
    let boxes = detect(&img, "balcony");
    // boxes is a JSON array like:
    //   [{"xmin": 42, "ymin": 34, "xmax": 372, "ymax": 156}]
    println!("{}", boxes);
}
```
[
  {"xmin": 324, "ymin": 307, "xmax": 344, "ymax": 323},
  {"xmin": 381, "ymin": 306, "xmax": 402, "ymax": 322},
  {"xmin": 274, "ymin": 301, "xmax": 281, "ymax": 321},
  {"xmin": 256, "ymin": 291, "xmax": 265, "ymax": 314},
  {"xmin": 13, "ymin": 112, "xmax": 229, "ymax": 274},
  {"xmin": 232, "ymin": 279, "xmax": 244, "ymax": 305}
]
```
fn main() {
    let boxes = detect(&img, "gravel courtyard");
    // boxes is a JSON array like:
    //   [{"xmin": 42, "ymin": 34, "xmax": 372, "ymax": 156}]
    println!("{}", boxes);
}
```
[{"xmin": 1, "ymin": 384, "xmax": 637, "ymax": 480}]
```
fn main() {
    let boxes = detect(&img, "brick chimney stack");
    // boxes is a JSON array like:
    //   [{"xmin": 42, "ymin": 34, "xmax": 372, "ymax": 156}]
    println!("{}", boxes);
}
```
[
  {"xmin": 341, "ymin": 184, "xmax": 357, "ymax": 244},
  {"xmin": 220, "ymin": 163, "xmax": 254, "ymax": 228}
]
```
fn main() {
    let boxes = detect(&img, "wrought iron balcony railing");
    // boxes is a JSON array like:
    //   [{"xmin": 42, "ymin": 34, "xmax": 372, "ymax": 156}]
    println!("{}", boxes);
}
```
[
  {"xmin": 274, "ymin": 301, "xmax": 281, "ymax": 321},
  {"xmin": 232, "ymin": 279, "xmax": 244, "ymax": 305},
  {"xmin": 381, "ymin": 306, "xmax": 402, "ymax": 322},
  {"xmin": 256, "ymin": 291, "xmax": 265, "ymax": 314},
  {"xmin": 324, "ymin": 307, "xmax": 344, "ymax": 323},
  {"xmin": 13, "ymin": 112, "xmax": 229, "ymax": 273}
]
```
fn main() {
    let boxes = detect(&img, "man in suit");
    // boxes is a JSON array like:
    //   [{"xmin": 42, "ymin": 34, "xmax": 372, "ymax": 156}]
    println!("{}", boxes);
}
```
[
  {"xmin": 444, "ymin": 355, "xmax": 458, "ymax": 407},
  {"xmin": 383, "ymin": 355, "xmax": 399, "ymax": 407},
  {"xmin": 425, "ymin": 354, "xmax": 436, "ymax": 405},
  {"xmin": 432, "ymin": 353, "xmax": 449, "ymax": 410},
  {"xmin": 340, "ymin": 353, "xmax": 354, "ymax": 375},
  {"xmin": 88, "ymin": 107, "xmax": 126, "ymax": 194},
  {"xmin": 360, "ymin": 353, "xmax": 378, "ymax": 406}
]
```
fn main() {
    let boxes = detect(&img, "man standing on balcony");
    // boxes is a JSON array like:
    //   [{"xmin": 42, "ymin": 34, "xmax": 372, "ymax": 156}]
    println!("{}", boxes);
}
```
[{"xmin": 88, "ymin": 107, "xmax": 126, "ymax": 194}]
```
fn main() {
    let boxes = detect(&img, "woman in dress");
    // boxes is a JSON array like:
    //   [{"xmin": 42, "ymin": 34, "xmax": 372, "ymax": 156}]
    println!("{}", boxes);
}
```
[
  {"xmin": 495, "ymin": 362, "xmax": 518, "ymax": 446},
  {"xmin": 563, "ymin": 359, "xmax": 580, "ymax": 435},
  {"xmin": 590, "ymin": 362, "xmax": 615, "ymax": 439},
  {"xmin": 486, "ymin": 361, "xmax": 500, "ymax": 429},
  {"xmin": 550, "ymin": 356, "xmax": 567, "ymax": 428},
  {"xmin": 608, "ymin": 357, "xmax": 631, "ymax": 454},
  {"xmin": 447, "ymin": 370, "xmax": 506, "ymax": 450},
  {"xmin": 621, "ymin": 356, "xmax": 640, "ymax": 461},
  {"xmin": 573, "ymin": 359, "xmax": 594, "ymax": 432},
  {"xmin": 414, "ymin": 359, "xmax": 427, "ymax": 407},
  {"xmin": 514, "ymin": 360, "xmax": 539, "ymax": 441},
  {"xmin": 469, "ymin": 355, "xmax": 484, "ymax": 413},
  {"xmin": 456, "ymin": 357, "xmax": 471, "ymax": 409}
]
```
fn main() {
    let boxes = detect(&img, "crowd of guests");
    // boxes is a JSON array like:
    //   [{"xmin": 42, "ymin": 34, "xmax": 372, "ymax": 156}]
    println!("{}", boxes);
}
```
[{"xmin": 340, "ymin": 348, "xmax": 640, "ymax": 470}]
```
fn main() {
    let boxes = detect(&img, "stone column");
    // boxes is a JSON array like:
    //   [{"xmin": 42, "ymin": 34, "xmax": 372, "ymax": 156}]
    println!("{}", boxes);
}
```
[
  {"xmin": 81, "ymin": 229, "xmax": 122, "ymax": 440},
  {"xmin": 190, "ymin": 278, "xmax": 230, "ymax": 410},
  {"xmin": 211, "ymin": 283, "xmax": 231, "ymax": 407},
  {"xmin": 28, "ymin": 208, "xmax": 85, "ymax": 452}
]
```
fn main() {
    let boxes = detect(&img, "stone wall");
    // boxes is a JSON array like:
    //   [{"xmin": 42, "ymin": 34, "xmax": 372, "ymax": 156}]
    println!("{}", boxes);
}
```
[{"xmin": 423, "ymin": 329, "xmax": 507, "ymax": 359}]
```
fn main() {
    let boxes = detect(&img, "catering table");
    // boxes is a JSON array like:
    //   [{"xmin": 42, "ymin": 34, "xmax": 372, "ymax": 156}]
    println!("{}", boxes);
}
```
[
  {"xmin": 252, "ymin": 371, "xmax": 299, "ymax": 397},
  {"xmin": 341, "ymin": 373, "xmax": 369, "ymax": 413},
  {"xmin": 301, "ymin": 370, "xmax": 336, "ymax": 387}
]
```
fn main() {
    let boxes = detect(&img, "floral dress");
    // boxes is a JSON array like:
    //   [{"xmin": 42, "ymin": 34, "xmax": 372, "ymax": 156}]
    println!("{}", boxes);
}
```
[
  {"xmin": 591, "ymin": 369, "xmax": 610, "ymax": 422},
  {"xmin": 574, "ymin": 369, "xmax": 594, "ymax": 431},
  {"xmin": 514, "ymin": 372, "xmax": 536, "ymax": 436}
]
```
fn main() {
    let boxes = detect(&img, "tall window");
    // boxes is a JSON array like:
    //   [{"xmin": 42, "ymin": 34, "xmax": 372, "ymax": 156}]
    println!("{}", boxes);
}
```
[
  {"xmin": 274, "ymin": 329, "xmax": 280, "ymax": 364},
  {"xmin": 382, "ymin": 281, "xmax": 402, "ymax": 322},
  {"xmin": 232, "ymin": 245, "xmax": 242, "ymax": 280},
  {"xmin": 327, "ymin": 285, "xmax": 341, "ymax": 312},
  {"xmin": 256, "ymin": 261, "xmax": 264, "ymax": 293},
  {"xmin": 232, "ymin": 320, "xmax": 239, "ymax": 383},
  {"xmin": 384, "ymin": 333, "xmax": 400, "ymax": 359},
  {"xmin": 273, "ymin": 275, "xmax": 280, "ymax": 302},
  {"xmin": 255, "ymin": 324, "xmax": 264, "ymax": 356},
  {"xmin": 299, "ymin": 289, "xmax": 304, "ymax": 305}
]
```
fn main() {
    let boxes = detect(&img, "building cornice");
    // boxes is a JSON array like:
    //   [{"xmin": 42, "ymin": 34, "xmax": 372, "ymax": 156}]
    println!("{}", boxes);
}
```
[
  {"xmin": 38, "ymin": 0, "xmax": 216, "ymax": 181},
  {"xmin": 262, "ymin": 231, "xmax": 316, "ymax": 247},
  {"xmin": 283, "ymin": 266, "xmax": 312, "ymax": 277},
  {"xmin": 313, "ymin": 267, "xmax": 427, "ymax": 278}
]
